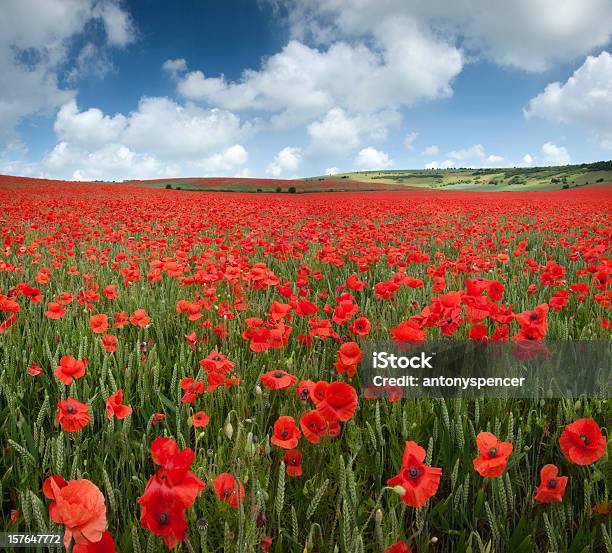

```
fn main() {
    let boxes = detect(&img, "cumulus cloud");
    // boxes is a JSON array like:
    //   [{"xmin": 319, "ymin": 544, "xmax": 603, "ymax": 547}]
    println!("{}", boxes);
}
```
[
  {"xmin": 162, "ymin": 58, "xmax": 188, "ymax": 78},
  {"xmin": 306, "ymin": 107, "xmax": 399, "ymax": 159},
  {"xmin": 325, "ymin": 167, "xmax": 339, "ymax": 175},
  {"xmin": 0, "ymin": 0, "xmax": 135, "ymax": 144},
  {"xmin": 425, "ymin": 159, "xmax": 455, "ymax": 169},
  {"xmin": 525, "ymin": 51, "xmax": 612, "ymax": 149},
  {"xmin": 448, "ymin": 143, "xmax": 485, "ymax": 160},
  {"xmin": 266, "ymin": 146, "xmax": 302, "ymax": 176},
  {"xmin": 404, "ymin": 131, "xmax": 418, "ymax": 150},
  {"xmin": 518, "ymin": 144, "xmax": 571, "ymax": 167},
  {"xmin": 34, "ymin": 97, "xmax": 252, "ymax": 179},
  {"xmin": 277, "ymin": 0, "xmax": 612, "ymax": 71},
  {"xmin": 540, "ymin": 142, "xmax": 571, "ymax": 166},
  {"xmin": 422, "ymin": 145, "xmax": 439, "ymax": 156},
  {"xmin": 354, "ymin": 147, "xmax": 392, "ymax": 170},
  {"xmin": 425, "ymin": 144, "xmax": 504, "ymax": 168},
  {"xmin": 175, "ymin": 20, "xmax": 462, "ymax": 126}
]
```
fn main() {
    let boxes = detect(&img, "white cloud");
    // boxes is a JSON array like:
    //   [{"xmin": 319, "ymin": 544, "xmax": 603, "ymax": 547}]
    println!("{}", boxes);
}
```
[
  {"xmin": 43, "ymin": 141, "xmax": 161, "ymax": 181},
  {"xmin": 162, "ymin": 58, "xmax": 188, "ymax": 78},
  {"xmin": 521, "ymin": 153, "xmax": 534, "ymax": 166},
  {"xmin": 176, "ymin": 23, "xmax": 462, "ymax": 124},
  {"xmin": 404, "ymin": 131, "xmax": 418, "ymax": 150},
  {"xmin": 540, "ymin": 142, "xmax": 571, "ymax": 166},
  {"xmin": 354, "ymin": 147, "xmax": 392, "ymax": 170},
  {"xmin": 325, "ymin": 166, "xmax": 339, "ymax": 175},
  {"xmin": 422, "ymin": 145, "xmax": 439, "ymax": 156},
  {"xmin": 0, "ymin": 0, "xmax": 135, "ymax": 144},
  {"xmin": 28, "ymin": 97, "xmax": 253, "ymax": 180},
  {"xmin": 525, "ymin": 51, "xmax": 612, "ymax": 149},
  {"xmin": 266, "ymin": 146, "xmax": 302, "ymax": 176},
  {"xmin": 200, "ymin": 144, "xmax": 249, "ymax": 173},
  {"xmin": 54, "ymin": 99, "xmax": 126, "ymax": 148},
  {"xmin": 93, "ymin": 1, "xmax": 135, "ymax": 47},
  {"xmin": 485, "ymin": 154, "xmax": 504, "ymax": 164},
  {"xmin": 279, "ymin": 0, "xmax": 612, "ymax": 71},
  {"xmin": 306, "ymin": 107, "xmax": 399, "ymax": 159},
  {"xmin": 448, "ymin": 143, "xmax": 485, "ymax": 160},
  {"xmin": 425, "ymin": 159, "xmax": 455, "ymax": 169}
]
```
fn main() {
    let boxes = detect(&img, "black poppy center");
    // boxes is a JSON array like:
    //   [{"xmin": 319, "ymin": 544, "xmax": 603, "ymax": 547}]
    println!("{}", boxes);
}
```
[
  {"xmin": 530, "ymin": 312, "xmax": 539, "ymax": 320},
  {"xmin": 157, "ymin": 512, "xmax": 170, "ymax": 525},
  {"xmin": 488, "ymin": 447, "xmax": 497, "ymax": 457},
  {"xmin": 580, "ymin": 433, "xmax": 589, "ymax": 445},
  {"xmin": 281, "ymin": 430, "xmax": 288, "ymax": 438},
  {"xmin": 408, "ymin": 466, "xmax": 420, "ymax": 479},
  {"xmin": 548, "ymin": 478, "xmax": 557, "ymax": 489},
  {"xmin": 274, "ymin": 372, "xmax": 283, "ymax": 378},
  {"xmin": 66, "ymin": 405, "xmax": 75, "ymax": 414}
]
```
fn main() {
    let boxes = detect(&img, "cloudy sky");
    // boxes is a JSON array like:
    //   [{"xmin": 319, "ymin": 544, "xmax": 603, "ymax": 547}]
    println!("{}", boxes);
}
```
[{"xmin": 1, "ymin": 0, "xmax": 612, "ymax": 181}]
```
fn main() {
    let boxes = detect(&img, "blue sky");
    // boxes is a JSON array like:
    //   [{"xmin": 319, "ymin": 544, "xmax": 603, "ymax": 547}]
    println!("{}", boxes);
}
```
[{"xmin": 1, "ymin": 0, "xmax": 612, "ymax": 180}]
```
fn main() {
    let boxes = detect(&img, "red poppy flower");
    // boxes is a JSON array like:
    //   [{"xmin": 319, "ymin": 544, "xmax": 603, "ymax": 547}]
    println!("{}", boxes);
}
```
[
  {"xmin": 260, "ymin": 369, "xmax": 297, "ymax": 390},
  {"xmin": 28, "ymin": 361, "xmax": 42, "ymax": 376},
  {"xmin": 72, "ymin": 531, "xmax": 118, "ymax": 553},
  {"xmin": 559, "ymin": 418, "xmax": 607, "ymax": 465},
  {"xmin": 103, "ymin": 285, "xmax": 118, "ymax": 300},
  {"xmin": 473, "ymin": 432, "xmax": 513, "ymax": 478},
  {"xmin": 534, "ymin": 464, "xmax": 568, "ymax": 503},
  {"xmin": 139, "ymin": 489, "xmax": 187, "ymax": 548},
  {"xmin": 129, "ymin": 309, "xmax": 150, "ymax": 327},
  {"xmin": 296, "ymin": 380, "xmax": 316, "ymax": 402},
  {"xmin": 316, "ymin": 381, "xmax": 358, "ymax": 422},
  {"xmin": 271, "ymin": 416, "xmax": 301, "ymax": 449},
  {"xmin": 299, "ymin": 410, "xmax": 328, "ymax": 444},
  {"xmin": 55, "ymin": 355, "xmax": 87, "ymax": 385},
  {"xmin": 213, "ymin": 473, "xmax": 245, "ymax": 508},
  {"xmin": 106, "ymin": 389, "xmax": 132, "ymax": 420},
  {"xmin": 348, "ymin": 316, "xmax": 371, "ymax": 336},
  {"xmin": 387, "ymin": 441, "xmax": 442, "ymax": 508},
  {"xmin": 101, "ymin": 334, "xmax": 117, "ymax": 353},
  {"xmin": 55, "ymin": 397, "xmax": 91, "ymax": 432},
  {"xmin": 89, "ymin": 314, "xmax": 109, "ymax": 334},
  {"xmin": 334, "ymin": 341, "xmax": 363, "ymax": 377},
  {"xmin": 180, "ymin": 377, "xmax": 205, "ymax": 403},
  {"xmin": 140, "ymin": 437, "xmax": 205, "ymax": 514},
  {"xmin": 114, "ymin": 311, "xmax": 128, "ymax": 328},
  {"xmin": 191, "ymin": 411, "xmax": 210, "ymax": 428},
  {"xmin": 284, "ymin": 449, "xmax": 303, "ymax": 476},
  {"xmin": 152, "ymin": 413, "xmax": 165, "ymax": 424},
  {"xmin": 43, "ymin": 475, "xmax": 106, "ymax": 549},
  {"xmin": 386, "ymin": 541, "xmax": 412, "ymax": 553},
  {"xmin": 45, "ymin": 302, "xmax": 67, "ymax": 319},
  {"xmin": 390, "ymin": 321, "xmax": 426, "ymax": 343}
]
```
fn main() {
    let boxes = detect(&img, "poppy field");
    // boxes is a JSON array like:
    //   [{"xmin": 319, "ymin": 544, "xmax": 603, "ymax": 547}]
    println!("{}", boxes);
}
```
[{"xmin": 0, "ymin": 180, "xmax": 611, "ymax": 553}]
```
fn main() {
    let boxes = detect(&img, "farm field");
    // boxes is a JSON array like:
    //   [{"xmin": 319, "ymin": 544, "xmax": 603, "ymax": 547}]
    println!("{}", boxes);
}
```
[
  {"xmin": 0, "ymin": 180, "xmax": 611, "ymax": 553},
  {"xmin": 336, "ymin": 160, "xmax": 612, "ymax": 192}
]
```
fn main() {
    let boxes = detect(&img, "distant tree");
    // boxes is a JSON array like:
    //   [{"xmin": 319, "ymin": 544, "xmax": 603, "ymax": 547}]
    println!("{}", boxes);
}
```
[
  {"xmin": 288, "ymin": 186, "xmax": 296, "ymax": 194},
  {"xmin": 165, "ymin": 184, "xmax": 172, "ymax": 189},
  {"xmin": 256, "ymin": 188, "xmax": 262, "ymax": 192},
  {"xmin": 275, "ymin": 186, "xmax": 282, "ymax": 193}
]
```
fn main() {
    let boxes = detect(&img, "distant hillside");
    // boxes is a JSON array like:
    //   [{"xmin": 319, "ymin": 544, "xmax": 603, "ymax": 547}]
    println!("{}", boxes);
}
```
[
  {"xmin": 1, "ymin": 160, "xmax": 610, "ymax": 193},
  {"xmin": 332, "ymin": 160, "xmax": 612, "ymax": 191}
]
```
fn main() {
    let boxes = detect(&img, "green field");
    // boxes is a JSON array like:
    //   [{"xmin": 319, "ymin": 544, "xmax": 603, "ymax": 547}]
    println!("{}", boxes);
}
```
[{"xmin": 331, "ymin": 160, "xmax": 612, "ymax": 192}]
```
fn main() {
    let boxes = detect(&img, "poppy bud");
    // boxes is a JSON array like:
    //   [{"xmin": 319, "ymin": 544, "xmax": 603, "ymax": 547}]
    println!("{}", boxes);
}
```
[
  {"xmin": 197, "ymin": 518, "xmax": 208, "ymax": 532},
  {"xmin": 224, "ymin": 419, "xmax": 234, "ymax": 440},
  {"xmin": 255, "ymin": 385, "xmax": 262, "ymax": 396},
  {"xmin": 256, "ymin": 509, "xmax": 267, "ymax": 528},
  {"xmin": 375, "ymin": 509, "xmax": 383, "ymax": 525},
  {"xmin": 392, "ymin": 485, "xmax": 406, "ymax": 497}
]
